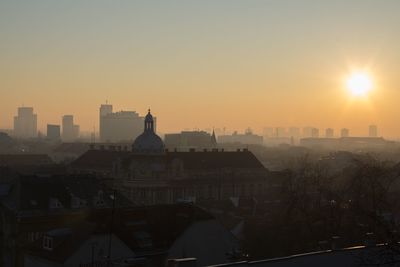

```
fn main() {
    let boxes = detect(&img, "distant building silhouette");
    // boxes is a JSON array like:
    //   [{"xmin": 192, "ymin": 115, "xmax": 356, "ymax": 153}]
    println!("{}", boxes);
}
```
[
  {"xmin": 263, "ymin": 127, "xmax": 274, "ymax": 137},
  {"xmin": 219, "ymin": 129, "xmax": 263, "ymax": 145},
  {"xmin": 341, "ymin": 128, "xmax": 350, "ymax": 138},
  {"xmin": 13, "ymin": 107, "xmax": 37, "ymax": 138},
  {"xmin": 62, "ymin": 115, "xmax": 79, "ymax": 141},
  {"xmin": 275, "ymin": 127, "xmax": 286, "ymax": 138},
  {"xmin": 311, "ymin": 128, "xmax": 319, "ymax": 138},
  {"xmin": 99, "ymin": 103, "xmax": 150, "ymax": 142},
  {"xmin": 325, "ymin": 128, "xmax": 334, "ymax": 138},
  {"xmin": 288, "ymin": 127, "xmax": 300, "ymax": 138},
  {"xmin": 46, "ymin": 124, "xmax": 60, "ymax": 141},
  {"xmin": 303, "ymin": 127, "xmax": 314, "ymax": 138},
  {"xmin": 165, "ymin": 130, "xmax": 217, "ymax": 150},
  {"xmin": 369, "ymin": 125, "xmax": 378, "ymax": 137}
]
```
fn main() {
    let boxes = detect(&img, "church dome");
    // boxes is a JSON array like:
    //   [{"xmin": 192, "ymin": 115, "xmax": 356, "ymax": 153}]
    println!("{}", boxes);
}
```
[{"xmin": 132, "ymin": 109, "xmax": 165, "ymax": 153}]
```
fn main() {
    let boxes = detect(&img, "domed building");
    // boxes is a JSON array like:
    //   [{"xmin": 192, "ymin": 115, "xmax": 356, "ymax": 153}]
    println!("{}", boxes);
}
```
[{"xmin": 132, "ymin": 109, "xmax": 164, "ymax": 154}]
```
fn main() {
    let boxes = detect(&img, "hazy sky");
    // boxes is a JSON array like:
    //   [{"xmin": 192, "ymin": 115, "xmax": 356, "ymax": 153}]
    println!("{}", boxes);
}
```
[{"xmin": 1, "ymin": 1, "xmax": 400, "ymax": 137}]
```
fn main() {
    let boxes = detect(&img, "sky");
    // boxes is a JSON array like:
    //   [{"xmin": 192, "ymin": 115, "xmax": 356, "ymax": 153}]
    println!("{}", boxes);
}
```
[{"xmin": 1, "ymin": 0, "xmax": 400, "ymax": 137}]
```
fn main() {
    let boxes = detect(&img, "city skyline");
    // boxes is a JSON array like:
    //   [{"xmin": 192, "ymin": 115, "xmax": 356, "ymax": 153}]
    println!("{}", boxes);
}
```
[
  {"xmin": 3, "ymin": 104, "xmax": 385, "ymax": 140},
  {"xmin": 1, "ymin": 1, "xmax": 400, "ymax": 137}
]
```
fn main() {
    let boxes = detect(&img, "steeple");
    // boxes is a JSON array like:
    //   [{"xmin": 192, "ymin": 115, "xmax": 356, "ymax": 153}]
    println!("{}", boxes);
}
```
[
  {"xmin": 132, "ymin": 109, "xmax": 164, "ymax": 154},
  {"xmin": 211, "ymin": 128, "xmax": 217, "ymax": 147},
  {"xmin": 144, "ymin": 109, "xmax": 154, "ymax": 132}
]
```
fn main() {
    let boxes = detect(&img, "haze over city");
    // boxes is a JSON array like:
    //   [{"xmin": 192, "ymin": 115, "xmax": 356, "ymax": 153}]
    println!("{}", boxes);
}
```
[{"xmin": 2, "ymin": 1, "xmax": 400, "ymax": 137}]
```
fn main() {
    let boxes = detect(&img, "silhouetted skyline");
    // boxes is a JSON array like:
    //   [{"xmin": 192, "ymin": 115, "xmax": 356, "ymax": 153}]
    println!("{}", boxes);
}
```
[{"xmin": 2, "ymin": 1, "xmax": 400, "ymax": 137}]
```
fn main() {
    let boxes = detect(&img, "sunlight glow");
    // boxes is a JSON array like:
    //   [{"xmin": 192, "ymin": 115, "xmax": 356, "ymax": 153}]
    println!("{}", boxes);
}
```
[{"xmin": 346, "ymin": 72, "xmax": 373, "ymax": 97}]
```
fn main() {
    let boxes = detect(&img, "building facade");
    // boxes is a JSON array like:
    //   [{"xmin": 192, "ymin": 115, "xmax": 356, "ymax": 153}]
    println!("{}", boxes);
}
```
[
  {"xmin": 99, "ymin": 103, "xmax": 152, "ymax": 142},
  {"xmin": 46, "ymin": 124, "xmax": 60, "ymax": 141},
  {"xmin": 62, "ymin": 115, "xmax": 79, "ymax": 141},
  {"xmin": 13, "ymin": 107, "xmax": 37, "ymax": 138},
  {"xmin": 72, "ymin": 110, "xmax": 270, "ymax": 206}
]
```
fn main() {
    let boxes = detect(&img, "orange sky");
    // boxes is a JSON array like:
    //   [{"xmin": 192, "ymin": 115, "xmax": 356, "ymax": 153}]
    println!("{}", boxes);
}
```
[{"xmin": 1, "ymin": 1, "xmax": 400, "ymax": 137}]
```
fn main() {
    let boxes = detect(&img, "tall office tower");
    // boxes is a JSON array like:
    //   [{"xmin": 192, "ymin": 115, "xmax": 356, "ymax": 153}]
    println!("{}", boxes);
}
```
[
  {"xmin": 62, "ymin": 115, "xmax": 76, "ymax": 141},
  {"xmin": 341, "ymin": 128, "xmax": 350, "ymax": 138},
  {"xmin": 311, "ymin": 128, "xmax": 319, "ymax": 138},
  {"xmin": 99, "ymin": 103, "xmax": 149, "ymax": 142},
  {"xmin": 369, "ymin": 125, "xmax": 378, "ymax": 137},
  {"xmin": 13, "ymin": 107, "xmax": 38, "ymax": 138},
  {"xmin": 73, "ymin": 125, "xmax": 80, "ymax": 139},
  {"xmin": 325, "ymin": 128, "xmax": 334, "ymax": 138},
  {"xmin": 47, "ymin": 124, "xmax": 61, "ymax": 141}
]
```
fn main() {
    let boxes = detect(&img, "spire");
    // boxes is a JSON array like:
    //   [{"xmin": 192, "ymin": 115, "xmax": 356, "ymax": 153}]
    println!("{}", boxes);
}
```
[
  {"xmin": 211, "ymin": 128, "xmax": 217, "ymax": 147},
  {"xmin": 144, "ymin": 109, "xmax": 154, "ymax": 132}
]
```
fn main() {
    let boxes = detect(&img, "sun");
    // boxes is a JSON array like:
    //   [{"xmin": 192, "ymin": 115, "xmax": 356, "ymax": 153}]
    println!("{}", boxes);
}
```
[{"xmin": 346, "ymin": 72, "xmax": 373, "ymax": 97}]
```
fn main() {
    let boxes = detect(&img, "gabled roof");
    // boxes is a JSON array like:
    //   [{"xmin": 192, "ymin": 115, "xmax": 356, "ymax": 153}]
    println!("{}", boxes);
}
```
[
  {"xmin": 0, "ymin": 154, "xmax": 53, "ymax": 166},
  {"xmin": 3, "ymin": 174, "xmax": 133, "ymax": 212},
  {"xmin": 24, "ymin": 204, "xmax": 215, "ymax": 263},
  {"xmin": 53, "ymin": 142, "xmax": 91, "ymax": 155},
  {"xmin": 70, "ymin": 150, "xmax": 130, "ymax": 171},
  {"xmin": 71, "ymin": 149, "xmax": 265, "ymax": 172},
  {"xmin": 165, "ymin": 151, "xmax": 265, "ymax": 170}
]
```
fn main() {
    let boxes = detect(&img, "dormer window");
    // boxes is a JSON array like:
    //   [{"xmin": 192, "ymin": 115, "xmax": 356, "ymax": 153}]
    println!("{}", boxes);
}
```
[
  {"xmin": 43, "ymin": 236, "xmax": 53, "ymax": 250},
  {"xmin": 71, "ymin": 196, "xmax": 88, "ymax": 209},
  {"xmin": 49, "ymin": 198, "xmax": 63, "ymax": 209},
  {"xmin": 93, "ymin": 195, "xmax": 105, "ymax": 207}
]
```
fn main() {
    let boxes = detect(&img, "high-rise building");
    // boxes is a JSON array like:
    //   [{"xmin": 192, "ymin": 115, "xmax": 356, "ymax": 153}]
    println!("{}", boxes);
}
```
[
  {"xmin": 99, "ymin": 103, "xmax": 151, "ymax": 142},
  {"xmin": 73, "ymin": 125, "xmax": 80, "ymax": 139},
  {"xmin": 302, "ymin": 127, "xmax": 314, "ymax": 138},
  {"xmin": 325, "ymin": 128, "xmax": 334, "ymax": 138},
  {"xmin": 311, "ymin": 128, "xmax": 319, "ymax": 138},
  {"xmin": 341, "ymin": 128, "xmax": 350, "ymax": 138},
  {"xmin": 369, "ymin": 125, "xmax": 378, "ymax": 137},
  {"xmin": 13, "ymin": 107, "xmax": 37, "ymax": 138},
  {"xmin": 275, "ymin": 127, "xmax": 286, "ymax": 138},
  {"xmin": 47, "ymin": 124, "xmax": 60, "ymax": 141},
  {"xmin": 62, "ymin": 115, "xmax": 79, "ymax": 141}
]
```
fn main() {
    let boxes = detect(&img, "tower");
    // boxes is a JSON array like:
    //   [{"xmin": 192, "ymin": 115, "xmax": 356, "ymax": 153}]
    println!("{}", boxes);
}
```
[
  {"xmin": 132, "ymin": 109, "xmax": 164, "ymax": 153},
  {"xmin": 211, "ymin": 129, "xmax": 217, "ymax": 147}
]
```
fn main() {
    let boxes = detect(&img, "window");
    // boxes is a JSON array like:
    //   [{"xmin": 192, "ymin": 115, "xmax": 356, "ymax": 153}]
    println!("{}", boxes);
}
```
[{"xmin": 43, "ymin": 236, "xmax": 53, "ymax": 250}]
